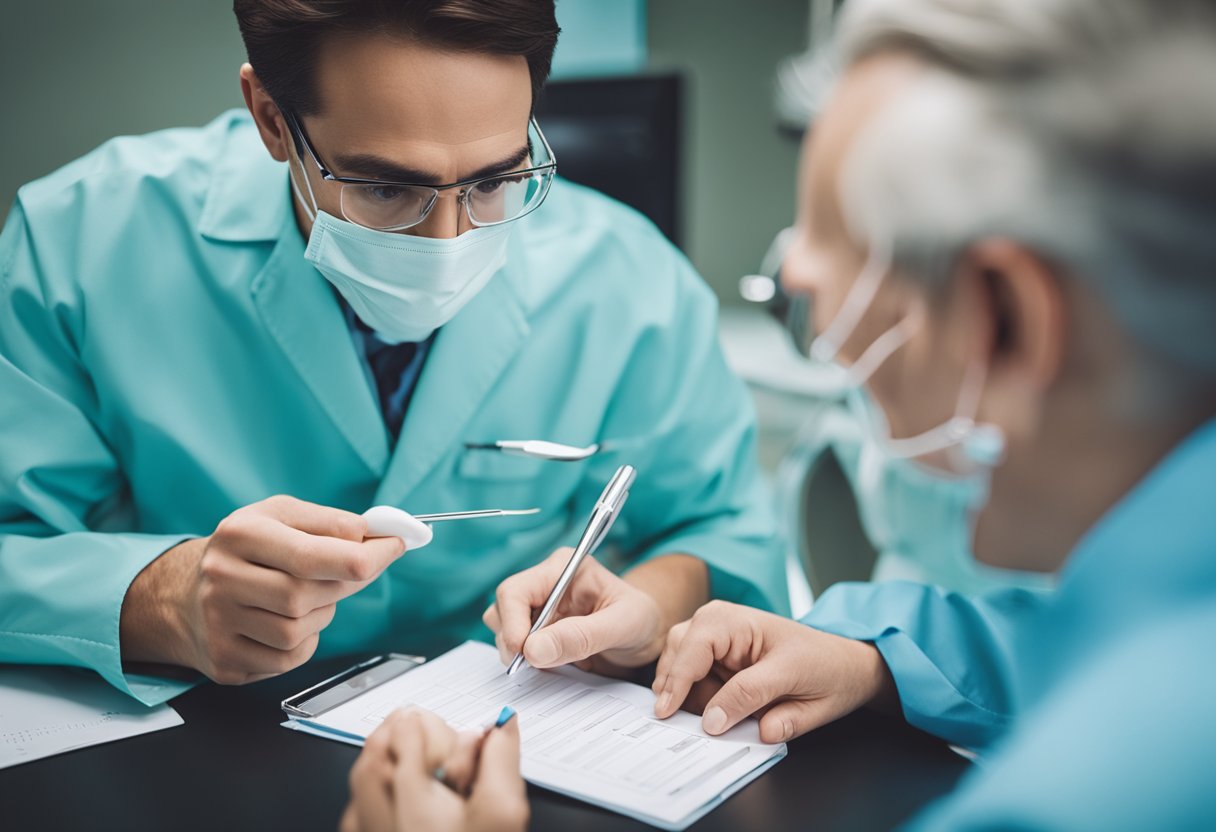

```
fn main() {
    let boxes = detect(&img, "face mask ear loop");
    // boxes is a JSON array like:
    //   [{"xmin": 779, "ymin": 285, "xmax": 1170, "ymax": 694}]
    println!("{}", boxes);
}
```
[
  {"xmin": 845, "ymin": 305, "xmax": 924, "ymax": 387},
  {"xmin": 953, "ymin": 358, "xmax": 1008, "ymax": 468},
  {"xmin": 288, "ymin": 150, "xmax": 319, "ymax": 223},
  {"xmin": 951, "ymin": 358, "xmax": 988, "ymax": 432},
  {"xmin": 880, "ymin": 358, "xmax": 995, "ymax": 463},
  {"xmin": 810, "ymin": 243, "xmax": 892, "ymax": 365}
]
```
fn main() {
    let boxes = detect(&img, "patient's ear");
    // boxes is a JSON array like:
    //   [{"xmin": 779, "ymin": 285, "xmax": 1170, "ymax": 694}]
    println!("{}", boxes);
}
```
[
  {"xmin": 240, "ymin": 63, "xmax": 292, "ymax": 163},
  {"xmin": 957, "ymin": 238, "xmax": 1066, "ymax": 438}
]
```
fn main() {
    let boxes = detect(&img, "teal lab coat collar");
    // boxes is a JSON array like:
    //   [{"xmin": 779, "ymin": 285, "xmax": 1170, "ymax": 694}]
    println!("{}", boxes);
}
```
[{"xmin": 197, "ymin": 113, "xmax": 289, "ymax": 243}]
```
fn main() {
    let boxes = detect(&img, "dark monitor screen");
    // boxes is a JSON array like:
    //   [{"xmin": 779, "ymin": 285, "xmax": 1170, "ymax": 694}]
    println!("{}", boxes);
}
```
[{"xmin": 535, "ymin": 74, "xmax": 683, "ymax": 249}]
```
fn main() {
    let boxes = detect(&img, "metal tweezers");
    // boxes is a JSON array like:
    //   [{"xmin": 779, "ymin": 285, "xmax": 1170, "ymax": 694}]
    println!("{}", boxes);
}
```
[{"xmin": 412, "ymin": 508, "xmax": 541, "ymax": 524}]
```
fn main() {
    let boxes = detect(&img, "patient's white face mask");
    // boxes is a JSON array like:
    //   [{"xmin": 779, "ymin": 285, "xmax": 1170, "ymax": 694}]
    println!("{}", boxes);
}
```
[
  {"xmin": 808, "ymin": 246, "xmax": 1007, "ymax": 556},
  {"xmin": 290, "ymin": 155, "xmax": 514, "ymax": 344}
]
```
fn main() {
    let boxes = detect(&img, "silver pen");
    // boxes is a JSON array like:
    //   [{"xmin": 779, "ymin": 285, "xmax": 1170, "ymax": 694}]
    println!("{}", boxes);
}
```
[{"xmin": 506, "ymin": 464, "xmax": 637, "ymax": 676}]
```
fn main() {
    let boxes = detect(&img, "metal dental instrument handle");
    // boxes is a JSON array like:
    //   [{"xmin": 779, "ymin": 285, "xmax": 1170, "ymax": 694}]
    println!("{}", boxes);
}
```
[
  {"xmin": 413, "ymin": 508, "xmax": 541, "ymax": 524},
  {"xmin": 464, "ymin": 440, "xmax": 602, "ymax": 462},
  {"xmin": 505, "ymin": 464, "xmax": 636, "ymax": 676}
]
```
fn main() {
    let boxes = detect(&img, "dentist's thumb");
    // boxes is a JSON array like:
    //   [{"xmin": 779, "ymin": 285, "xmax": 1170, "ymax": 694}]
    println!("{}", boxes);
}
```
[{"xmin": 522, "ymin": 609, "xmax": 629, "ymax": 669}]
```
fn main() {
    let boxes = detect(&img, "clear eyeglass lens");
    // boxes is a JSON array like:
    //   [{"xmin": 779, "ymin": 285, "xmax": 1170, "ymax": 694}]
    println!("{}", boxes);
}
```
[
  {"xmin": 341, "ymin": 184, "xmax": 435, "ymax": 231},
  {"xmin": 339, "ymin": 167, "xmax": 554, "ymax": 231},
  {"xmin": 467, "ymin": 169, "xmax": 553, "ymax": 226}
]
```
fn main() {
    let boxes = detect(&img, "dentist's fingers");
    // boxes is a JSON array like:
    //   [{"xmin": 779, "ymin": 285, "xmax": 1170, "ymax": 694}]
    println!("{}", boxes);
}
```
[
  {"xmin": 259, "ymin": 494, "xmax": 368, "ymax": 541},
  {"xmin": 235, "ymin": 603, "xmax": 337, "ymax": 652},
  {"xmin": 488, "ymin": 548, "xmax": 576, "ymax": 657},
  {"xmin": 245, "ymin": 522, "xmax": 407, "ymax": 582},
  {"xmin": 219, "ymin": 555, "xmax": 347, "ymax": 616},
  {"xmin": 483, "ymin": 605, "xmax": 508, "ymax": 664},
  {"xmin": 521, "ymin": 607, "xmax": 633, "ymax": 669},
  {"xmin": 493, "ymin": 629, "xmax": 512, "ymax": 666}
]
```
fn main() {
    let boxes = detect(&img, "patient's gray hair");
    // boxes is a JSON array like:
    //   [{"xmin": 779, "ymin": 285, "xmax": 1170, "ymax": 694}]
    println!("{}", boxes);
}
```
[{"xmin": 831, "ymin": 0, "xmax": 1216, "ymax": 379}]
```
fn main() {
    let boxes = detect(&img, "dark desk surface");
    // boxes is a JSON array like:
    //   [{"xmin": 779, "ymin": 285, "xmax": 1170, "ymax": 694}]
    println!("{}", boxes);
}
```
[{"xmin": 1, "ymin": 656, "xmax": 969, "ymax": 831}]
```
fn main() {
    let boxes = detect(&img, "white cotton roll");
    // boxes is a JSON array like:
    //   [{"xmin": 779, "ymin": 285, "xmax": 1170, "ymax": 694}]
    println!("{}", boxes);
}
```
[{"xmin": 362, "ymin": 505, "xmax": 434, "ymax": 551}]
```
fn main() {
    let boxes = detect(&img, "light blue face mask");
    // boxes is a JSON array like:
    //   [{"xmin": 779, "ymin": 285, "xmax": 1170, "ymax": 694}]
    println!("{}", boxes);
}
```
[
  {"xmin": 848, "ymin": 386, "xmax": 990, "ymax": 575},
  {"xmin": 291, "ymin": 155, "xmax": 515, "ymax": 344}
]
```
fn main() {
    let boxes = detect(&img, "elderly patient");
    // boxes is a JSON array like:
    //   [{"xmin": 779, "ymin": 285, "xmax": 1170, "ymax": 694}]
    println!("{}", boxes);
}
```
[{"xmin": 339, "ymin": 0, "xmax": 1216, "ymax": 829}]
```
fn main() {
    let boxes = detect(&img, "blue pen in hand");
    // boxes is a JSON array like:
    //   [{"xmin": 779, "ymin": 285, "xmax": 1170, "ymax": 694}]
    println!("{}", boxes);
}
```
[
  {"xmin": 435, "ymin": 706, "xmax": 518, "ymax": 785},
  {"xmin": 493, "ymin": 705, "xmax": 517, "ymax": 729}
]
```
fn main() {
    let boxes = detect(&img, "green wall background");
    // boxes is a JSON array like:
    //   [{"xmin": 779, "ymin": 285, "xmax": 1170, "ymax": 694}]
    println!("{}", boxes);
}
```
[
  {"xmin": 649, "ymin": 0, "xmax": 808, "ymax": 304},
  {"xmin": 0, "ymin": 0, "xmax": 810, "ymax": 305}
]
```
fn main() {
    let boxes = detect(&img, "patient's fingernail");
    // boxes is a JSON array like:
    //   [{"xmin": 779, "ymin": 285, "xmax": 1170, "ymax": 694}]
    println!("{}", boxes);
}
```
[
  {"xmin": 703, "ymin": 706, "xmax": 727, "ymax": 735},
  {"xmin": 656, "ymin": 691, "xmax": 672, "ymax": 715}
]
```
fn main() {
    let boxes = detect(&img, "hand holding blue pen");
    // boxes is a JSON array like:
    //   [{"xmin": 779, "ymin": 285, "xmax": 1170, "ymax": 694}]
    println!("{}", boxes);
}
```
[{"xmin": 343, "ymin": 705, "xmax": 527, "ymax": 832}]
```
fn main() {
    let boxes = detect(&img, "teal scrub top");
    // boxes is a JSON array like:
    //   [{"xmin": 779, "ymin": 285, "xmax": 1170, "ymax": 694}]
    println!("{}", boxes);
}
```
[
  {"xmin": 0, "ymin": 111, "xmax": 788, "ymax": 706},
  {"xmin": 804, "ymin": 418, "xmax": 1216, "ymax": 829}
]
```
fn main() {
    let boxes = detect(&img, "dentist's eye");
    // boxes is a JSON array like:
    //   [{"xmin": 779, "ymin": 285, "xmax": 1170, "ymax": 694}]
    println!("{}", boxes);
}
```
[
  {"xmin": 366, "ymin": 185, "xmax": 408, "ymax": 203},
  {"xmin": 473, "ymin": 178, "xmax": 506, "ymax": 195},
  {"xmin": 473, "ymin": 174, "xmax": 527, "ymax": 196}
]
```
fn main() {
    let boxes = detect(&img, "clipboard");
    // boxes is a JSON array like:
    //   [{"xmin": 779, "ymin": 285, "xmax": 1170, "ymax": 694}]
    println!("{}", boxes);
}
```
[
  {"xmin": 281, "ymin": 653, "xmax": 425, "ymax": 720},
  {"xmin": 279, "ymin": 641, "xmax": 787, "ymax": 831}
]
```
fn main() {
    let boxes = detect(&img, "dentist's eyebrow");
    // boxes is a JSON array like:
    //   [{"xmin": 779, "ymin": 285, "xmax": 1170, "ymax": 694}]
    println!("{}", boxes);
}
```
[{"xmin": 332, "ymin": 144, "xmax": 532, "ymax": 186}]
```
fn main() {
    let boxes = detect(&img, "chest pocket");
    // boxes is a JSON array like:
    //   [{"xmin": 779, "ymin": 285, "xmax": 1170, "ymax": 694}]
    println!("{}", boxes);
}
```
[
  {"xmin": 456, "ymin": 451, "xmax": 550, "ymax": 482},
  {"xmin": 440, "ymin": 449, "xmax": 584, "ymax": 548}
]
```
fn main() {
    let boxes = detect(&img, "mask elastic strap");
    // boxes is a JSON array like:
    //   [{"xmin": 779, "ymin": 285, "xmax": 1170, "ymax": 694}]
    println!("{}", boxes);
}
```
[
  {"xmin": 810, "ymin": 243, "xmax": 892, "ymax": 365},
  {"xmin": 844, "ymin": 306, "xmax": 923, "ymax": 386},
  {"xmin": 289, "ymin": 152, "xmax": 319, "ymax": 223},
  {"xmin": 879, "ymin": 358, "xmax": 993, "ymax": 461}
]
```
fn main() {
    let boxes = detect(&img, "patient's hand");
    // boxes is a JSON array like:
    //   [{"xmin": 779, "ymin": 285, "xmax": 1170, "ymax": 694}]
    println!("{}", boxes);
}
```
[
  {"xmin": 652, "ymin": 601, "xmax": 896, "ymax": 744},
  {"xmin": 340, "ymin": 708, "xmax": 527, "ymax": 832},
  {"xmin": 483, "ymin": 548, "xmax": 667, "ymax": 674}
]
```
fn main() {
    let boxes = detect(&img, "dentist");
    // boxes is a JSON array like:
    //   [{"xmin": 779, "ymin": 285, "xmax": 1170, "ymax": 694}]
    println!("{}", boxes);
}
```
[{"xmin": 0, "ymin": 0, "xmax": 785, "ymax": 703}]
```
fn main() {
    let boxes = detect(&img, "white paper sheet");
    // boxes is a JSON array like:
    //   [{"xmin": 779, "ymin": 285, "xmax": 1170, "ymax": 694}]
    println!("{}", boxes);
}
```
[
  {"xmin": 0, "ymin": 665, "xmax": 183, "ymax": 769},
  {"xmin": 288, "ymin": 641, "xmax": 786, "ymax": 830}
]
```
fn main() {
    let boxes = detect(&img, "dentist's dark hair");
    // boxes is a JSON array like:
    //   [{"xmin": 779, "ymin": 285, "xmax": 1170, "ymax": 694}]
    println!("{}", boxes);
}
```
[{"xmin": 233, "ymin": 0, "xmax": 560, "ymax": 116}]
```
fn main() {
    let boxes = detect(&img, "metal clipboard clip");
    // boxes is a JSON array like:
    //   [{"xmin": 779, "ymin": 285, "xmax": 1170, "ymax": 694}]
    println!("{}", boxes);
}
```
[{"xmin": 281, "ymin": 653, "xmax": 427, "ymax": 720}]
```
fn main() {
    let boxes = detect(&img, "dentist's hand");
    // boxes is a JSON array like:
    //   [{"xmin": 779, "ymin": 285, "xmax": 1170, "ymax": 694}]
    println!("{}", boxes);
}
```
[
  {"xmin": 652, "ymin": 601, "xmax": 896, "ymax": 744},
  {"xmin": 120, "ymin": 495, "xmax": 415, "ymax": 684},
  {"xmin": 340, "ymin": 708, "xmax": 528, "ymax": 832},
  {"xmin": 483, "ymin": 548, "xmax": 667, "ymax": 674}
]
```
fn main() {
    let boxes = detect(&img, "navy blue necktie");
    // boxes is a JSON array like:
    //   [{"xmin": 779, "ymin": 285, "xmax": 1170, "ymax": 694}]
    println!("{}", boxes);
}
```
[{"xmin": 353, "ymin": 315, "xmax": 420, "ymax": 443}]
